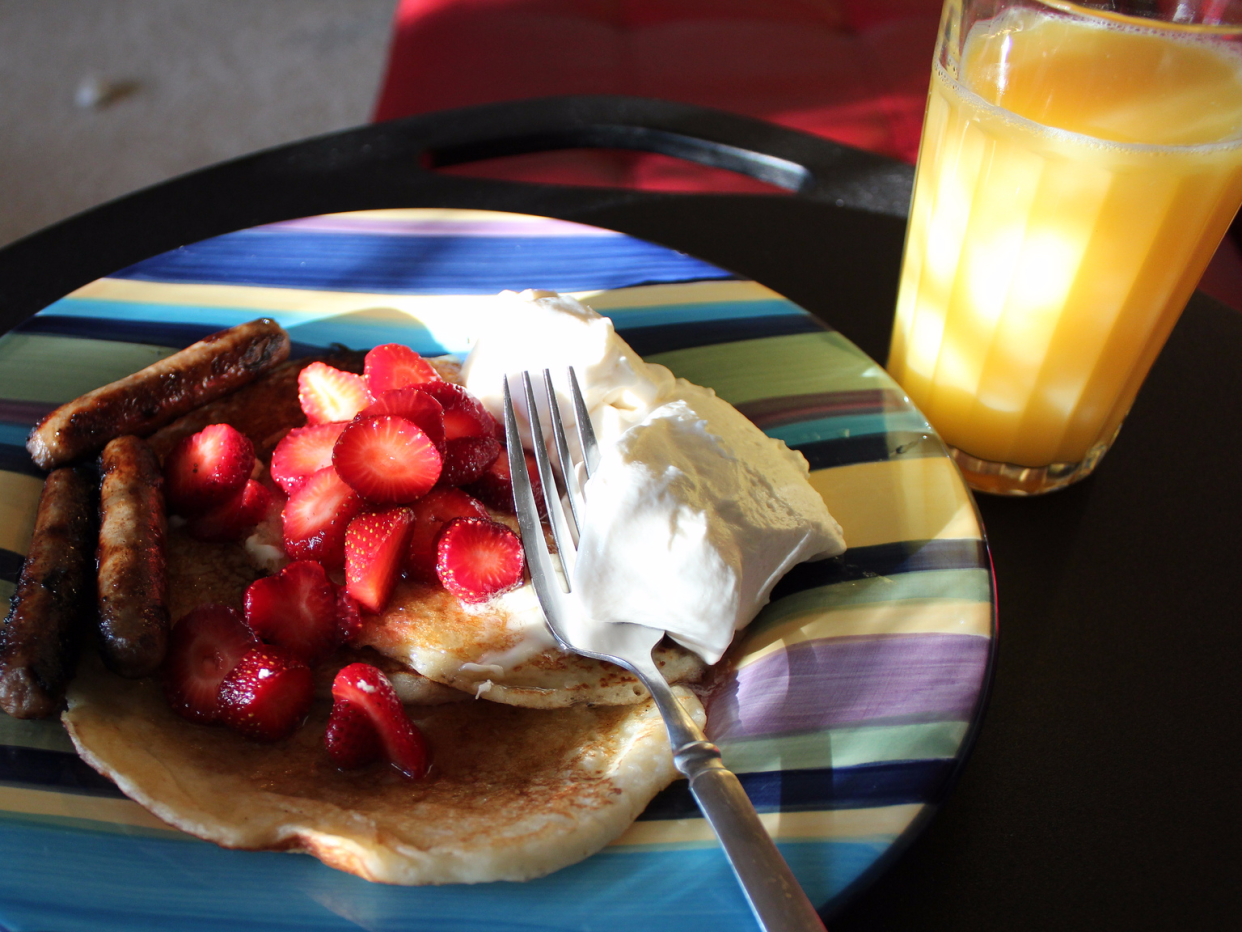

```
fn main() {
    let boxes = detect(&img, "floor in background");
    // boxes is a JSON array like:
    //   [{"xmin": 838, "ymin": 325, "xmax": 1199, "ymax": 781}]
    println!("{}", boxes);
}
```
[{"xmin": 0, "ymin": 0, "xmax": 395, "ymax": 249}]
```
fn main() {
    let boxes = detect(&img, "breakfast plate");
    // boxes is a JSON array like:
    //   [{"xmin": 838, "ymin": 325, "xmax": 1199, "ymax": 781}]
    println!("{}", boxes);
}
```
[{"xmin": 0, "ymin": 208, "xmax": 995, "ymax": 931}]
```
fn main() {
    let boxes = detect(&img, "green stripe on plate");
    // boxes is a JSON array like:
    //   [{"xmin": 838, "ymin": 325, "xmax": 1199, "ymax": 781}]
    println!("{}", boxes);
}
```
[
  {"xmin": 717, "ymin": 721, "xmax": 971, "ymax": 774},
  {"xmin": 0, "ymin": 716, "xmax": 75, "ymax": 754},
  {"xmin": 0, "ymin": 334, "xmax": 177, "ymax": 404},
  {"xmin": 754, "ymin": 570, "xmax": 993, "ymax": 635},
  {"xmin": 648, "ymin": 332, "xmax": 888, "ymax": 405}
]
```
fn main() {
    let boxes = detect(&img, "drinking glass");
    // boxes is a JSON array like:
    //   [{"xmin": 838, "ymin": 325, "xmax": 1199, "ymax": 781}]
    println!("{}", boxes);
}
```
[{"xmin": 887, "ymin": 0, "xmax": 1242, "ymax": 495}]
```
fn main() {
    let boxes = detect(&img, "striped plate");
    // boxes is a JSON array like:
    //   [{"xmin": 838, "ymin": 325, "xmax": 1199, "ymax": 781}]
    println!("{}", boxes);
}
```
[{"xmin": 0, "ymin": 209, "xmax": 995, "ymax": 932}]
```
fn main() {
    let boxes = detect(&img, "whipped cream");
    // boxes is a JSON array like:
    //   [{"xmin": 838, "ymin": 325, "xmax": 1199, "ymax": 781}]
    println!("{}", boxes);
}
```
[{"xmin": 463, "ymin": 290, "xmax": 845, "ymax": 665}]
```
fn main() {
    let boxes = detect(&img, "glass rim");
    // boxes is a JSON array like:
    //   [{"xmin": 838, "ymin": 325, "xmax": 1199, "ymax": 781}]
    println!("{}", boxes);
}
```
[{"xmin": 1039, "ymin": 1, "xmax": 1242, "ymax": 35}]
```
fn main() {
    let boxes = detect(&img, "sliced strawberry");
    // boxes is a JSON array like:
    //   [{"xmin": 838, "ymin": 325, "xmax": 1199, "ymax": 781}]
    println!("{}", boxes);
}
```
[
  {"xmin": 345, "ymin": 507, "xmax": 417, "ymax": 613},
  {"xmin": 218, "ymin": 645, "xmax": 314, "ymax": 742},
  {"xmin": 358, "ymin": 389, "xmax": 445, "ymax": 451},
  {"xmin": 436, "ymin": 517, "xmax": 525, "ymax": 603},
  {"xmin": 329, "ymin": 663, "xmax": 429, "ymax": 778},
  {"xmin": 282, "ymin": 466, "xmax": 365, "ymax": 566},
  {"xmin": 298, "ymin": 362, "xmax": 372, "ymax": 425},
  {"xmin": 185, "ymin": 479, "xmax": 272, "ymax": 542},
  {"xmin": 417, "ymin": 381, "xmax": 499, "ymax": 440},
  {"xmin": 438, "ymin": 436, "xmax": 502, "ymax": 488},
  {"xmin": 465, "ymin": 447, "xmax": 545, "ymax": 518},
  {"xmin": 405, "ymin": 487, "xmax": 490, "ymax": 581},
  {"xmin": 335, "ymin": 587, "xmax": 364, "ymax": 644},
  {"xmin": 270, "ymin": 422, "xmax": 348, "ymax": 494},
  {"xmin": 332, "ymin": 415, "xmax": 442, "ymax": 504},
  {"xmin": 363, "ymin": 343, "xmax": 442, "ymax": 396},
  {"xmin": 244, "ymin": 560, "xmax": 340, "ymax": 664},
  {"xmin": 163, "ymin": 423, "xmax": 255, "ymax": 515},
  {"xmin": 162, "ymin": 604, "xmax": 259, "ymax": 724},
  {"xmin": 325, "ymin": 699, "xmax": 382, "ymax": 770}
]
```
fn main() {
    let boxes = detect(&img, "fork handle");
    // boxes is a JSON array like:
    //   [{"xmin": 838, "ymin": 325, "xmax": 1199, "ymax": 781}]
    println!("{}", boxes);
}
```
[
  {"xmin": 676, "ymin": 741, "xmax": 828, "ymax": 932},
  {"xmin": 643, "ymin": 678, "xmax": 826, "ymax": 931}
]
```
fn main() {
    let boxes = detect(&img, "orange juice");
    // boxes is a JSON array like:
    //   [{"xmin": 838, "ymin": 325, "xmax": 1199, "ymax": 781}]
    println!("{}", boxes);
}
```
[{"xmin": 888, "ymin": 6, "xmax": 1242, "ymax": 479}]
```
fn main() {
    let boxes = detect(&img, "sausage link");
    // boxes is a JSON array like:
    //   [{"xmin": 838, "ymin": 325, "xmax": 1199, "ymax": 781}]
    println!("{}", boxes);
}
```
[
  {"xmin": 96, "ymin": 436, "xmax": 168, "ymax": 678},
  {"xmin": 27, "ymin": 318, "xmax": 290, "ymax": 469},
  {"xmin": 0, "ymin": 466, "xmax": 98, "ymax": 718}
]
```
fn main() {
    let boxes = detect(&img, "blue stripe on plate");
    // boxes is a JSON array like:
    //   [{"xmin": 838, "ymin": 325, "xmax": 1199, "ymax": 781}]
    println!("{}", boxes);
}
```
[
  {"xmin": 18, "ymin": 312, "xmax": 378, "ymax": 361},
  {"xmin": 765, "ymin": 410, "xmax": 934, "ymax": 448},
  {"xmin": 792, "ymin": 431, "xmax": 944, "ymax": 470},
  {"xmin": 617, "ymin": 315, "xmax": 826, "ymax": 356},
  {"xmin": 639, "ymin": 759, "xmax": 957, "ymax": 820},
  {"xmin": 0, "ymin": 744, "xmax": 951, "ymax": 817},
  {"xmin": 0, "ymin": 443, "xmax": 42, "ymax": 476},
  {"xmin": 109, "ymin": 231, "xmax": 736, "ymax": 294},
  {"xmin": 0, "ymin": 817, "xmax": 869, "ymax": 932},
  {"xmin": 770, "ymin": 540, "xmax": 992, "ymax": 601},
  {"xmin": 603, "ymin": 299, "xmax": 809, "ymax": 328}
]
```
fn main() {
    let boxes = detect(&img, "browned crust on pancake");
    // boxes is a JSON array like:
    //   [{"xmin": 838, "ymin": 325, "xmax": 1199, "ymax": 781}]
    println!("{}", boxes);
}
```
[
  {"xmin": 358, "ymin": 579, "xmax": 706, "ymax": 708},
  {"xmin": 64, "ymin": 655, "xmax": 700, "ymax": 884}
]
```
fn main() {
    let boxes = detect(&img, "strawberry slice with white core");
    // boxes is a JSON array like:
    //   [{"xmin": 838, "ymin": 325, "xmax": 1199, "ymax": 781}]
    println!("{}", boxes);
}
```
[
  {"xmin": 185, "ymin": 479, "xmax": 272, "ymax": 542},
  {"xmin": 438, "ymin": 436, "xmax": 503, "ymax": 488},
  {"xmin": 270, "ymin": 422, "xmax": 348, "ymax": 494},
  {"xmin": 332, "ymin": 415, "xmax": 442, "ymax": 504},
  {"xmin": 435, "ymin": 516, "xmax": 525, "ymax": 603},
  {"xmin": 162, "ymin": 604, "xmax": 259, "ymax": 724},
  {"xmin": 358, "ymin": 389, "xmax": 446, "ymax": 451},
  {"xmin": 345, "ymin": 507, "xmax": 417, "ymax": 613},
  {"xmin": 218, "ymin": 645, "xmax": 314, "ymax": 742},
  {"xmin": 405, "ymin": 487, "xmax": 489, "ymax": 581},
  {"xmin": 328, "ymin": 662, "xmax": 429, "ymax": 778},
  {"xmin": 298, "ymin": 362, "xmax": 372, "ymax": 425},
  {"xmin": 325, "ymin": 699, "xmax": 382, "ymax": 770},
  {"xmin": 282, "ymin": 466, "xmax": 365, "ymax": 567},
  {"xmin": 244, "ymin": 560, "xmax": 340, "ymax": 665},
  {"xmin": 164, "ymin": 423, "xmax": 255, "ymax": 515},
  {"xmin": 363, "ymin": 343, "xmax": 442, "ymax": 396},
  {"xmin": 417, "ymin": 381, "xmax": 500, "ymax": 441}
]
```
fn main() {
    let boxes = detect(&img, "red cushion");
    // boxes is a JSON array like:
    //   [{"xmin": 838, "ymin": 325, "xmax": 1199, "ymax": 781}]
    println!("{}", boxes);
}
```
[{"xmin": 372, "ymin": 0, "xmax": 942, "ymax": 189}]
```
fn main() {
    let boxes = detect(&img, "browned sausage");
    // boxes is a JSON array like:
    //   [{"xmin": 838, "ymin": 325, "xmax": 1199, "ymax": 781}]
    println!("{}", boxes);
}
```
[
  {"xmin": 0, "ymin": 465, "xmax": 98, "ymax": 718},
  {"xmin": 96, "ymin": 435, "xmax": 168, "ymax": 677},
  {"xmin": 27, "ymin": 318, "xmax": 290, "ymax": 470}
]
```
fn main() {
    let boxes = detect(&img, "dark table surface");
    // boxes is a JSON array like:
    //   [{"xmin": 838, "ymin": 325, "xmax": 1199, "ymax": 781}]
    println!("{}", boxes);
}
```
[{"xmin": 2, "ymin": 96, "xmax": 1238, "ymax": 931}]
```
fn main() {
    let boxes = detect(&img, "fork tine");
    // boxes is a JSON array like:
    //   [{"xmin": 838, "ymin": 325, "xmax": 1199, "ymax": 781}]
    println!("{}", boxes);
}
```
[
  {"xmin": 518, "ymin": 372, "xmax": 578, "ymax": 586},
  {"xmin": 502, "ymin": 378, "xmax": 575, "ymax": 650},
  {"xmin": 567, "ymin": 367, "xmax": 599, "ymax": 479},
  {"xmin": 542, "ymin": 369, "xmax": 585, "ymax": 541}
]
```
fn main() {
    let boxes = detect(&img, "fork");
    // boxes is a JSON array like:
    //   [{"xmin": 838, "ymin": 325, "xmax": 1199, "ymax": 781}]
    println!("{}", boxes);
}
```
[{"xmin": 502, "ymin": 370, "xmax": 827, "ymax": 932}]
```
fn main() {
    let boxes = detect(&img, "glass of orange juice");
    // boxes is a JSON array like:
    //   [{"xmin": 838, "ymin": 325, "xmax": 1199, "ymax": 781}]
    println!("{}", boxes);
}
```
[{"xmin": 888, "ymin": 0, "xmax": 1242, "ymax": 495}]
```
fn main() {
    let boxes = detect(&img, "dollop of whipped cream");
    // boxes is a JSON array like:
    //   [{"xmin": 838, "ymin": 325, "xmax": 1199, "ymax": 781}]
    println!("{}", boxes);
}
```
[{"xmin": 463, "ymin": 289, "xmax": 845, "ymax": 665}]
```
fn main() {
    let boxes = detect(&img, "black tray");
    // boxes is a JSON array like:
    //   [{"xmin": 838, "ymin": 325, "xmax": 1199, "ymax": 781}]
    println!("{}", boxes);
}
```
[{"xmin": 2, "ymin": 95, "xmax": 1238, "ymax": 932}]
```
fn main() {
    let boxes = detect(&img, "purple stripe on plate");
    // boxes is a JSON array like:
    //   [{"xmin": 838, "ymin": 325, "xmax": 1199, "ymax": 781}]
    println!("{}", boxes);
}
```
[
  {"xmin": 257, "ymin": 216, "xmax": 622, "ymax": 238},
  {"xmin": 0, "ymin": 400, "xmax": 56, "ymax": 427},
  {"xmin": 707, "ymin": 634, "xmax": 990, "ymax": 740}
]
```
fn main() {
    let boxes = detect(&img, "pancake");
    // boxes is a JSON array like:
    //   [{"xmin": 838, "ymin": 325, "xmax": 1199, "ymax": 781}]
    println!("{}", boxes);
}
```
[
  {"xmin": 63, "ymin": 654, "xmax": 704, "ymax": 884},
  {"xmin": 357, "ymin": 578, "xmax": 706, "ymax": 708},
  {"xmin": 150, "ymin": 351, "xmax": 705, "ymax": 709}
]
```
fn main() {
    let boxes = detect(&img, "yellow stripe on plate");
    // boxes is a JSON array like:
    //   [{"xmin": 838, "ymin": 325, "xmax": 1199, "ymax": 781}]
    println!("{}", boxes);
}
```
[
  {"xmin": 576, "ymin": 280, "xmax": 783, "ymax": 309},
  {"xmin": 810, "ymin": 457, "xmax": 980, "ymax": 549},
  {"xmin": 611, "ymin": 803, "xmax": 921, "ymax": 848},
  {"xmin": 0, "ymin": 472, "xmax": 43, "ymax": 555},
  {"xmin": 0, "ymin": 785, "xmax": 179, "ymax": 835},
  {"xmin": 736, "ymin": 601, "xmax": 992, "ymax": 670}
]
